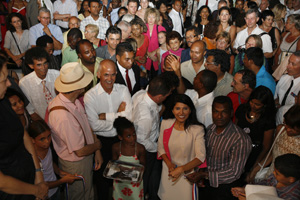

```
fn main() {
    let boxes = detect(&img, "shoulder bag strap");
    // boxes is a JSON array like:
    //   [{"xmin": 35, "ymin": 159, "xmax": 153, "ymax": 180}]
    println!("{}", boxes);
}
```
[
  {"xmin": 10, "ymin": 31, "xmax": 22, "ymax": 55},
  {"xmin": 49, "ymin": 106, "xmax": 87, "ymax": 145},
  {"xmin": 258, "ymin": 126, "xmax": 285, "ymax": 171},
  {"xmin": 286, "ymin": 36, "xmax": 300, "ymax": 55}
]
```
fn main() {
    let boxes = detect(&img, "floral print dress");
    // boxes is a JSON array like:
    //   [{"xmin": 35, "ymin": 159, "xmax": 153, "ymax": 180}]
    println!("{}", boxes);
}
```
[{"xmin": 113, "ymin": 143, "xmax": 143, "ymax": 200}]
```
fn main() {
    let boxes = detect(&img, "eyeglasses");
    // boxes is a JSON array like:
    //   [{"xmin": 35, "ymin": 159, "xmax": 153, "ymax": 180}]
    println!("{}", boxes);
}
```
[{"xmin": 205, "ymin": 61, "xmax": 217, "ymax": 66}]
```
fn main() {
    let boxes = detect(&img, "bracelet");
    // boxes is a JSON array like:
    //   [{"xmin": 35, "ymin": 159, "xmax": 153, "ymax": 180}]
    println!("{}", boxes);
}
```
[{"xmin": 35, "ymin": 168, "xmax": 43, "ymax": 172}]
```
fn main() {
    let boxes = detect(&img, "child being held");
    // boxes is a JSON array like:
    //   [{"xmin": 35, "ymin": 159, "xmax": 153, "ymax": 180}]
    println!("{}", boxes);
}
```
[
  {"xmin": 232, "ymin": 154, "xmax": 300, "ymax": 200},
  {"xmin": 160, "ymin": 31, "xmax": 184, "ymax": 72},
  {"xmin": 28, "ymin": 120, "xmax": 80, "ymax": 200},
  {"xmin": 112, "ymin": 117, "xmax": 146, "ymax": 200}
]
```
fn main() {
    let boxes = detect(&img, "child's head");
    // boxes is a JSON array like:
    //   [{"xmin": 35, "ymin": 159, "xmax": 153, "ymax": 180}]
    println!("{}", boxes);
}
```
[
  {"xmin": 113, "ymin": 117, "xmax": 136, "ymax": 145},
  {"xmin": 166, "ymin": 31, "xmax": 182, "ymax": 51},
  {"xmin": 274, "ymin": 154, "xmax": 300, "ymax": 185},
  {"xmin": 216, "ymin": 31, "xmax": 231, "ymax": 50},
  {"xmin": 158, "ymin": 31, "xmax": 167, "ymax": 45},
  {"xmin": 28, "ymin": 120, "xmax": 52, "ymax": 150}
]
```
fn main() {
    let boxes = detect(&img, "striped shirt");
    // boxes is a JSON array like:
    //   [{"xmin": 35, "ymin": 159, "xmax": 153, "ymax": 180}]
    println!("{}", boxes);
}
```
[
  {"xmin": 259, "ymin": 174, "xmax": 300, "ymax": 200},
  {"xmin": 206, "ymin": 122, "xmax": 252, "ymax": 188}
]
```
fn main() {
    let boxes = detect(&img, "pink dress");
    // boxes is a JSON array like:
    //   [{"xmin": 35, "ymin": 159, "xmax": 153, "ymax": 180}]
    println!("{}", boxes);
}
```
[{"xmin": 144, "ymin": 24, "xmax": 166, "ymax": 71}]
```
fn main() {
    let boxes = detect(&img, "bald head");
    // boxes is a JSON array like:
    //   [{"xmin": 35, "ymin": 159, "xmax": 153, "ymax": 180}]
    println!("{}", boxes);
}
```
[
  {"xmin": 68, "ymin": 17, "xmax": 80, "ymax": 29},
  {"xmin": 190, "ymin": 40, "xmax": 206, "ymax": 64},
  {"xmin": 98, "ymin": 59, "xmax": 117, "ymax": 93}
]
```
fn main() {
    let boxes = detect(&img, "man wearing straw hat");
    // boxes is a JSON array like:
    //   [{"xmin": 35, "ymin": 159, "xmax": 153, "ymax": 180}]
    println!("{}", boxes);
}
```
[{"xmin": 47, "ymin": 62, "xmax": 103, "ymax": 200}]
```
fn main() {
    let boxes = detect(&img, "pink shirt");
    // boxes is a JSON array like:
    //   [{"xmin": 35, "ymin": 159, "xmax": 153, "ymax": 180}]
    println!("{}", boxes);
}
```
[
  {"xmin": 48, "ymin": 93, "xmax": 94, "ymax": 161},
  {"xmin": 144, "ymin": 24, "xmax": 166, "ymax": 71},
  {"xmin": 161, "ymin": 48, "xmax": 184, "ymax": 72}
]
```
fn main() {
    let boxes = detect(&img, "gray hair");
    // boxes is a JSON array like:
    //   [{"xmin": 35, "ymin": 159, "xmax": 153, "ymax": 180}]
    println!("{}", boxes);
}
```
[
  {"xmin": 245, "ymin": 8, "xmax": 260, "ymax": 18},
  {"xmin": 117, "ymin": 20, "xmax": 131, "ymax": 32},
  {"xmin": 121, "ymin": 14, "xmax": 135, "ymax": 23},
  {"xmin": 38, "ymin": 7, "xmax": 50, "ymax": 16},
  {"xmin": 288, "ymin": 14, "xmax": 300, "ymax": 31}
]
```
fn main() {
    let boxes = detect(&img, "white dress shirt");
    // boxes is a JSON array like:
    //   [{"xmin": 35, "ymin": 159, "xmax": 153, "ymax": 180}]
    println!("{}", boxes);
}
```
[
  {"xmin": 84, "ymin": 83, "xmax": 132, "ymax": 137},
  {"xmin": 181, "ymin": 59, "xmax": 206, "ymax": 85},
  {"xmin": 53, "ymin": 0, "xmax": 78, "ymax": 28},
  {"xmin": 117, "ymin": 61, "xmax": 136, "ymax": 89},
  {"xmin": 198, "ymin": 0, "xmax": 219, "ymax": 12},
  {"xmin": 233, "ymin": 25, "xmax": 273, "ymax": 53},
  {"xmin": 80, "ymin": 15, "xmax": 110, "ymax": 39},
  {"xmin": 168, "ymin": 8, "xmax": 184, "ymax": 36},
  {"xmin": 185, "ymin": 90, "xmax": 214, "ymax": 127},
  {"xmin": 132, "ymin": 90, "xmax": 161, "ymax": 153},
  {"xmin": 275, "ymin": 74, "xmax": 300, "ymax": 105},
  {"xmin": 19, "ymin": 69, "xmax": 60, "ymax": 119},
  {"xmin": 111, "ymin": 7, "xmax": 120, "ymax": 25}
]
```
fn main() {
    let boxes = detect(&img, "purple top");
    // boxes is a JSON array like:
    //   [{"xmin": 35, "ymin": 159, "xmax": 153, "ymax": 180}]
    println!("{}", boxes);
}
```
[{"xmin": 144, "ymin": 24, "xmax": 166, "ymax": 71}]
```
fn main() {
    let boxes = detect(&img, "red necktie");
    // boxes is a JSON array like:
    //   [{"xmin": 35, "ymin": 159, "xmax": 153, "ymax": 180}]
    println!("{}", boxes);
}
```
[
  {"xmin": 42, "ymin": 80, "xmax": 53, "ymax": 104},
  {"xmin": 125, "ymin": 69, "xmax": 132, "ymax": 93}
]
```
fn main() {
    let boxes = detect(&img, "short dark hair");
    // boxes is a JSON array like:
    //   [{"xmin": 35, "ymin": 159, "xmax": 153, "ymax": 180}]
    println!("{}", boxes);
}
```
[
  {"xmin": 67, "ymin": 28, "xmax": 83, "ymax": 39},
  {"xmin": 275, "ymin": 154, "xmax": 300, "ymax": 180},
  {"xmin": 284, "ymin": 105, "xmax": 300, "ymax": 129},
  {"xmin": 5, "ymin": 88, "xmax": 25, "ymax": 103},
  {"xmin": 6, "ymin": 13, "xmax": 28, "ymax": 32},
  {"xmin": 212, "ymin": 96, "xmax": 233, "ymax": 111},
  {"xmin": 261, "ymin": 9, "xmax": 274, "ymax": 20},
  {"xmin": 148, "ymin": 75, "xmax": 172, "ymax": 96},
  {"xmin": 113, "ymin": 117, "xmax": 134, "ymax": 137},
  {"xmin": 166, "ymin": 31, "xmax": 183, "ymax": 44},
  {"xmin": 25, "ymin": 47, "xmax": 50, "ymax": 65},
  {"xmin": 105, "ymin": 26, "xmax": 122, "ymax": 39},
  {"xmin": 245, "ymin": 47, "xmax": 264, "ymax": 67},
  {"xmin": 203, "ymin": 22, "xmax": 219, "ymax": 39},
  {"xmin": 199, "ymin": 70, "xmax": 217, "ymax": 93},
  {"xmin": 76, "ymin": 39, "xmax": 92, "ymax": 54},
  {"xmin": 28, "ymin": 120, "xmax": 51, "ymax": 139},
  {"xmin": 156, "ymin": 0, "xmax": 168, "ymax": 10},
  {"xmin": 128, "ymin": 0, "xmax": 139, "ymax": 6},
  {"xmin": 160, "ymin": 71, "xmax": 179, "ymax": 88},
  {"xmin": 118, "ymin": 7, "xmax": 128, "ymax": 15},
  {"xmin": 236, "ymin": 69, "xmax": 256, "ymax": 89},
  {"xmin": 36, "ymin": 35, "xmax": 53, "ymax": 48},
  {"xmin": 186, "ymin": 25, "xmax": 201, "ymax": 36},
  {"xmin": 206, "ymin": 49, "xmax": 230, "ymax": 73},
  {"xmin": 88, "ymin": 0, "xmax": 99, "ymax": 7},
  {"xmin": 116, "ymin": 42, "xmax": 134, "ymax": 57}
]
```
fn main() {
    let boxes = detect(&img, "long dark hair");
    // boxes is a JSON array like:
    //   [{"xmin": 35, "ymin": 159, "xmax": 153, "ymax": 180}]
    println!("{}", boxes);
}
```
[
  {"xmin": 168, "ymin": 94, "xmax": 203, "ymax": 130},
  {"xmin": 195, "ymin": 5, "xmax": 212, "ymax": 33},
  {"xmin": 79, "ymin": 0, "xmax": 89, "ymax": 15},
  {"xmin": 6, "ymin": 12, "xmax": 28, "ymax": 32},
  {"xmin": 245, "ymin": 86, "xmax": 276, "ymax": 120}
]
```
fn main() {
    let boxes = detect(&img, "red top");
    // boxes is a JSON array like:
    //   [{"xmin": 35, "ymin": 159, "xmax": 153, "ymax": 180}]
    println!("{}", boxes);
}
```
[
  {"xmin": 135, "ymin": 35, "xmax": 149, "ymax": 67},
  {"xmin": 227, "ymin": 92, "xmax": 247, "ymax": 123}
]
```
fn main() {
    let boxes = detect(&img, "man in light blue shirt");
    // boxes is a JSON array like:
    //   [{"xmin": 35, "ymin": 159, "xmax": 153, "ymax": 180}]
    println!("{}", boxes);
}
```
[
  {"xmin": 29, "ymin": 8, "xmax": 64, "ymax": 56},
  {"xmin": 243, "ymin": 47, "xmax": 276, "ymax": 95}
]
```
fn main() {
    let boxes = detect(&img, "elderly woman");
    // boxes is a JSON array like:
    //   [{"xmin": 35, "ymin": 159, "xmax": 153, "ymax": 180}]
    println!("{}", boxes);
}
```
[
  {"xmin": 273, "ymin": 14, "xmax": 300, "ymax": 72},
  {"xmin": 157, "ymin": 94, "xmax": 205, "ymax": 200},
  {"xmin": 84, "ymin": 24, "xmax": 103, "ymax": 47}
]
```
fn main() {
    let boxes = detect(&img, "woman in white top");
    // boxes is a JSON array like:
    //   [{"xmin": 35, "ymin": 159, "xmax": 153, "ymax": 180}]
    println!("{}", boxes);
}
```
[
  {"xmin": 157, "ymin": 94, "xmax": 206, "ymax": 200},
  {"xmin": 4, "ymin": 13, "xmax": 30, "ymax": 68}
]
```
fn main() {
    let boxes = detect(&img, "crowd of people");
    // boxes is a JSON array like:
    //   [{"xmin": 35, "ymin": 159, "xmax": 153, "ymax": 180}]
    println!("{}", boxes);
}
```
[{"xmin": 0, "ymin": 0, "xmax": 300, "ymax": 199}]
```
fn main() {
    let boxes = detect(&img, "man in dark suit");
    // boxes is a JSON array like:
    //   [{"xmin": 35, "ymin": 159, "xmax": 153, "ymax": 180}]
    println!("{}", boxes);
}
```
[{"xmin": 115, "ymin": 42, "xmax": 141, "ymax": 96}]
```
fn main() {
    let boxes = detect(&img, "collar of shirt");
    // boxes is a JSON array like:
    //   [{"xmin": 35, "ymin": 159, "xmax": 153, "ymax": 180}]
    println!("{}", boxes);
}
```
[
  {"xmin": 171, "ymin": 8, "xmax": 180, "ymax": 14},
  {"xmin": 97, "ymin": 82, "xmax": 118, "ymax": 95},
  {"xmin": 211, "ymin": 121, "xmax": 234, "ymax": 136},
  {"xmin": 117, "ymin": 61, "xmax": 132, "ymax": 76},
  {"xmin": 32, "ymin": 71, "xmax": 50, "ymax": 85},
  {"xmin": 256, "ymin": 65, "xmax": 267, "ymax": 78},
  {"xmin": 196, "ymin": 92, "xmax": 214, "ymax": 106},
  {"xmin": 143, "ymin": 92, "xmax": 160, "ymax": 112},
  {"xmin": 246, "ymin": 24, "xmax": 260, "ymax": 34}
]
